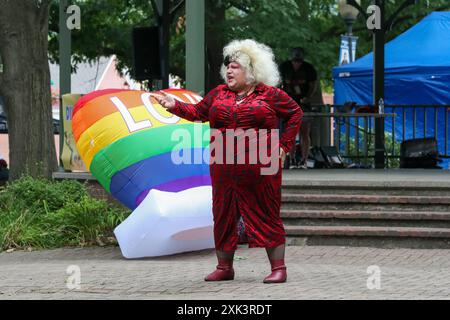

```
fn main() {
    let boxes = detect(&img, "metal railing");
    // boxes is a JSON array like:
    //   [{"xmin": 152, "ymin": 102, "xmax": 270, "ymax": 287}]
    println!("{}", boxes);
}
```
[{"xmin": 305, "ymin": 104, "xmax": 450, "ymax": 168}]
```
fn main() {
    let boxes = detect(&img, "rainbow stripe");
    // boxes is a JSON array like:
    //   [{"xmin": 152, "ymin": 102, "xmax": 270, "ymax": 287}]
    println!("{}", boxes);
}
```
[{"xmin": 73, "ymin": 89, "xmax": 210, "ymax": 210}]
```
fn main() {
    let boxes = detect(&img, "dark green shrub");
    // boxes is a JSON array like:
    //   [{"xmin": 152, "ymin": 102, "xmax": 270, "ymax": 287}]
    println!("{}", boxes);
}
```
[{"xmin": 0, "ymin": 176, "xmax": 130, "ymax": 251}]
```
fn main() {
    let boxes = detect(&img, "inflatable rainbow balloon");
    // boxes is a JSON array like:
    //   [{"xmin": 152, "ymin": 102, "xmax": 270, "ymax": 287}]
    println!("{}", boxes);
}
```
[
  {"xmin": 72, "ymin": 88, "xmax": 212, "ymax": 210},
  {"xmin": 73, "ymin": 88, "xmax": 215, "ymax": 258}
]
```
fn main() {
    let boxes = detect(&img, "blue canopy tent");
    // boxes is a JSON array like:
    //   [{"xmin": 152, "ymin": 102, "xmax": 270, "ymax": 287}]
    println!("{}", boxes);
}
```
[{"xmin": 332, "ymin": 12, "xmax": 450, "ymax": 166}]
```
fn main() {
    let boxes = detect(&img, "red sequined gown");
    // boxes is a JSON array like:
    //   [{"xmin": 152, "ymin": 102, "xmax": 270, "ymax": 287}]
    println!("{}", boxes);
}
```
[{"xmin": 168, "ymin": 83, "xmax": 303, "ymax": 252}]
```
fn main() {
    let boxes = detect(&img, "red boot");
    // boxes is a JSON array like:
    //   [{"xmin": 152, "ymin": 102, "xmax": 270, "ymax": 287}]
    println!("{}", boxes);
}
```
[
  {"xmin": 263, "ymin": 259, "xmax": 287, "ymax": 283},
  {"xmin": 204, "ymin": 258, "xmax": 235, "ymax": 281}
]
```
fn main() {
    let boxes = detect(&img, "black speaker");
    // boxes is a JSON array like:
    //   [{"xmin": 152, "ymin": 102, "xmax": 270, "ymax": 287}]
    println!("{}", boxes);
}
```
[
  {"xmin": 400, "ymin": 138, "xmax": 441, "ymax": 168},
  {"xmin": 132, "ymin": 26, "xmax": 161, "ymax": 80},
  {"xmin": 319, "ymin": 146, "xmax": 346, "ymax": 169}
]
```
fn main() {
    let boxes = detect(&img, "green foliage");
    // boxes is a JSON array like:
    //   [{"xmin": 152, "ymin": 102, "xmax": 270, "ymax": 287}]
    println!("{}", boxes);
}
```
[
  {"xmin": 338, "ymin": 127, "xmax": 401, "ymax": 168},
  {"xmin": 0, "ymin": 177, "xmax": 130, "ymax": 251},
  {"xmin": 48, "ymin": 0, "xmax": 156, "ymax": 73},
  {"xmin": 46, "ymin": 0, "xmax": 450, "ymax": 87}
]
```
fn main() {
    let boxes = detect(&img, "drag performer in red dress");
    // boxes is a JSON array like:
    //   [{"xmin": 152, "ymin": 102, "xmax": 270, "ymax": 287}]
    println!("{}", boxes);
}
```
[{"xmin": 155, "ymin": 39, "xmax": 303, "ymax": 283}]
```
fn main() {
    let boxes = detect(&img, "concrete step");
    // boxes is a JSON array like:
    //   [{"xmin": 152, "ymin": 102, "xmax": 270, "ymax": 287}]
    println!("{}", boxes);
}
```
[
  {"xmin": 282, "ymin": 194, "xmax": 450, "ymax": 204},
  {"xmin": 282, "ymin": 173, "xmax": 450, "ymax": 196},
  {"xmin": 281, "ymin": 170, "xmax": 450, "ymax": 190},
  {"xmin": 284, "ymin": 225, "xmax": 450, "ymax": 249},
  {"xmin": 285, "ymin": 225, "xmax": 450, "ymax": 238},
  {"xmin": 281, "ymin": 209, "xmax": 450, "ymax": 228},
  {"xmin": 280, "ymin": 171, "xmax": 450, "ymax": 248},
  {"xmin": 281, "ymin": 209, "xmax": 450, "ymax": 220},
  {"xmin": 282, "ymin": 185, "xmax": 450, "ymax": 196},
  {"xmin": 281, "ymin": 194, "xmax": 450, "ymax": 211}
]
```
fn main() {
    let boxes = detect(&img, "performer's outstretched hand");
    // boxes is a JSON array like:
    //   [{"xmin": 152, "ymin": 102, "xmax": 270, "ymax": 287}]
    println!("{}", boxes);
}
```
[{"xmin": 152, "ymin": 91, "xmax": 176, "ymax": 109}]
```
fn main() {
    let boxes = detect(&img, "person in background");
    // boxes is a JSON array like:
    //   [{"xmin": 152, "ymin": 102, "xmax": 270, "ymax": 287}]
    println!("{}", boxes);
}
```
[
  {"xmin": 341, "ymin": 51, "xmax": 349, "ymax": 65},
  {"xmin": 280, "ymin": 47, "xmax": 319, "ymax": 169},
  {"xmin": 0, "ymin": 152, "xmax": 9, "ymax": 183}
]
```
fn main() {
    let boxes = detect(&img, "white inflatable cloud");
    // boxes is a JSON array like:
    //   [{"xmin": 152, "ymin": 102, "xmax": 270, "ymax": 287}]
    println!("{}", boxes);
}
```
[{"xmin": 114, "ymin": 186, "xmax": 215, "ymax": 258}]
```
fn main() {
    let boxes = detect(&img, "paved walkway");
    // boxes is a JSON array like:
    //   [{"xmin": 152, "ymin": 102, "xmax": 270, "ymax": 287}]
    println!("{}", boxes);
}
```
[{"xmin": 1, "ymin": 245, "xmax": 450, "ymax": 300}]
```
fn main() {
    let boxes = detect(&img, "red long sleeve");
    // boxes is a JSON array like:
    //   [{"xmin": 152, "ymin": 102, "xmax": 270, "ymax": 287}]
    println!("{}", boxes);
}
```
[
  {"xmin": 167, "ymin": 86, "xmax": 221, "ymax": 122},
  {"xmin": 269, "ymin": 87, "xmax": 303, "ymax": 153}
]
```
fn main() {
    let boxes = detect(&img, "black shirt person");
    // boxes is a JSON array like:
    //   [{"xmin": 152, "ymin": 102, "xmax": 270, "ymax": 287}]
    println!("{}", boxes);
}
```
[{"xmin": 280, "ymin": 47, "xmax": 318, "ymax": 169}]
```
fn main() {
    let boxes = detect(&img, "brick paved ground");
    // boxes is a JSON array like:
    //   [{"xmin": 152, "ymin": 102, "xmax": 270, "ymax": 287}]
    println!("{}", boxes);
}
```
[{"xmin": 1, "ymin": 245, "xmax": 450, "ymax": 300}]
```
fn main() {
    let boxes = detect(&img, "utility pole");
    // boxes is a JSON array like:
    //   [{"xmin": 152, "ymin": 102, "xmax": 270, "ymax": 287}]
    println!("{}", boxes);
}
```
[
  {"xmin": 186, "ymin": 0, "xmax": 205, "ymax": 95},
  {"xmin": 373, "ymin": 0, "xmax": 385, "ymax": 169},
  {"xmin": 59, "ymin": 0, "xmax": 71, "ymax": 167}
]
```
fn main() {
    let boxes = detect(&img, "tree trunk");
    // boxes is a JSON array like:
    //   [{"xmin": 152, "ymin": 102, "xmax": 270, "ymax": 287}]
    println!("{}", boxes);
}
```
[
  {"xmin": 205, "ymin": 2, "xmax": 226, "ymax": 92},
  {"xmin": 0, "ymin": 0, "xmax": 57, "ymax": 180}
]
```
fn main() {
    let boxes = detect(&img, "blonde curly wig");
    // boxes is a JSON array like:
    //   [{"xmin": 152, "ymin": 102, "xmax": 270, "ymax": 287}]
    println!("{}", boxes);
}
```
[{"xmin": 220, "ymin": 39, "xmax": 281, "ymax": 87}]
